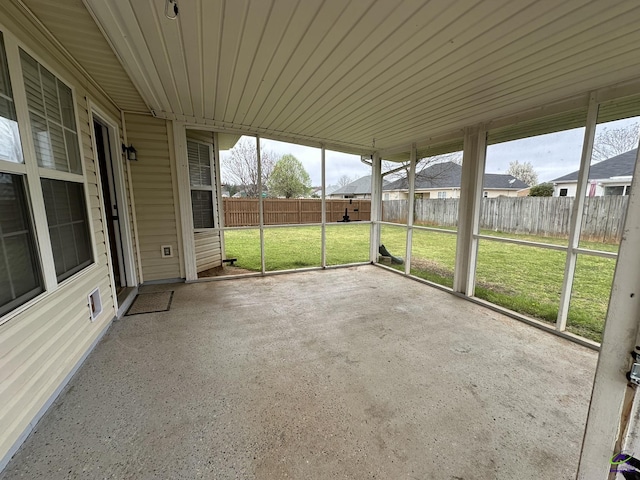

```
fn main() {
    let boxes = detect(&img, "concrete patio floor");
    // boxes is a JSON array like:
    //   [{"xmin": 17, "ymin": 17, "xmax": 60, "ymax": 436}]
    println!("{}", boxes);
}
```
[{"xmin": 0, "ymin": 266, "xmax": 597, "ymax": 480}]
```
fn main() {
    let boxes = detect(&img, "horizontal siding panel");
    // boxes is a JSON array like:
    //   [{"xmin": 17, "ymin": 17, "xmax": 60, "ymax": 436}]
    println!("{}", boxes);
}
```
[
  {"xmin": 130, "ymin": 208, "xmax": 178, "ymax": 219},
  {"xmin": 137, "ymin": 225, "xmax": 178, "ymax": 236},
  {"xmin": 0, "ymin": 274, "xmax": 112, "ymax": 389},
  {"xmin": 142, "ymin": 267, "xmax": 182, "ymax": 282},
  {"xmin": 140, "ymin": 235, "xmax": 177, "ymax": 249},
  {"xmin": 0, "ymin": 267, "xmax": 110, "ymax": 357},
  {"xmin": 195, "ymin": 231, "xmax": 222, "ymax": 272},
  {"xmin": 0, "ymin": 293, "xmax": 113, "ymax": 458},
  {"xmin": 126, "ymin": 113, "xmax": 181, "ymax": 282}
]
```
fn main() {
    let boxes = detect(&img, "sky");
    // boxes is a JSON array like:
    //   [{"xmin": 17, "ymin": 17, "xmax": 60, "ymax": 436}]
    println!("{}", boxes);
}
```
[{"xmin": 220, "ymin": 116, "xmax": 638, "ymax": 187}]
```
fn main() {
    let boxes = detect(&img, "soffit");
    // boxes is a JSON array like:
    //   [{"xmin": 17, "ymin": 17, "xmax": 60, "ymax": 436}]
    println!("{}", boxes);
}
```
[
  {"xmin": 82, "ymin": 0, "xmax": 640, "ymax": 153},
  {"xmin": 20, "ymin": 0, "xmax": 149, "ymax": 113}
]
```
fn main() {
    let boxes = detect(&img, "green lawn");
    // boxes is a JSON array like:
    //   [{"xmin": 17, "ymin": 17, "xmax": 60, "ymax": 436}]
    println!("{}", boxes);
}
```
[{"xmin": 224, "ymin": 224, "xmax": 616, "ymax": 342}]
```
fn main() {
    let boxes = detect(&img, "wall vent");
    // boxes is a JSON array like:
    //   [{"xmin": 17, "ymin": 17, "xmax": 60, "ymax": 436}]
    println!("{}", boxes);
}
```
[{"xmin": 161, "ymin": 245, "xmax": 173, "ymax": 258}]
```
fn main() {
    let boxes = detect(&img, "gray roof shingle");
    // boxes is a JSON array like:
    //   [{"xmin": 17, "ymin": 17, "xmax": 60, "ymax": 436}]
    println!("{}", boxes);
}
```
[
  {"xmin": 383, "ymin": 162, "xmax": 529, "ymax": 190},
  {"xmin": 551, "ymin": 149, "xmax": 637, "ymax": 182}
]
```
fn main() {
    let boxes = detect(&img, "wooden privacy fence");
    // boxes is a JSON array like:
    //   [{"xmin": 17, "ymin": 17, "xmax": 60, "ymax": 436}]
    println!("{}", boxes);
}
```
[
  {"xmin": 223, "ymin": 198, "xmax": 371, "ymax": 226},
  {"xmin": 383, "ymin": 195, "xmax": 629, "ymax": 243}
]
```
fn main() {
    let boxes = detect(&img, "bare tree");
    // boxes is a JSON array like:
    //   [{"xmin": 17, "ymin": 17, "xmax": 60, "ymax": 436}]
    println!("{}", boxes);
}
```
[
  {"xmin": 337, "ymin": 174, "xmax": 353, "ymax": 188},
  {"xmin": 507, "ymin": 160, "xmax": 538, "ymax": 186},
  {"xmin": 221, "ymin": 138, "xmax": 277, "ymax": 197},
  {"xmin": 382, "ymin": 151, "xmax": 462, "ymax": 181},
  {"xmin": 592, "ymin": 121, "xmax": 640, "ymax": 163}
]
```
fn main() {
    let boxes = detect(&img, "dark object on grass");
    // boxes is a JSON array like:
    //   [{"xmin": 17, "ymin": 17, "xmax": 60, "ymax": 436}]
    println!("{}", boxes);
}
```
[
  {"xmin": 379, "ymin": 244, "xmax": 404, "ymax": 265},
  {"xmin": 338, "ymin": 208, "xmax": 350, "ymax": 222},
  {"xmin": 223, "ymin": 258, "xmax": 237, "ymax": 266}
]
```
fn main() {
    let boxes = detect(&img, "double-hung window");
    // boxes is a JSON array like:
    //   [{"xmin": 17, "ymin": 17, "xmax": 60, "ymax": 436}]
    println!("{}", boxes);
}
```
[
  {"xmin": 187, "ymin": 139, "xmax": 216, "ymax": 229},
  {"xmin": 0, "ymin": 29, "xmax": 94, "ymax": 320}
]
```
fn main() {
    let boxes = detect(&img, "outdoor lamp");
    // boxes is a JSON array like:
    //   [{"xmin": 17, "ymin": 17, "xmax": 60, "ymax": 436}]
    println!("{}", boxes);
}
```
[{"xmin": 122, "ymin": 144, "xmax": 137, "ymax": 161}]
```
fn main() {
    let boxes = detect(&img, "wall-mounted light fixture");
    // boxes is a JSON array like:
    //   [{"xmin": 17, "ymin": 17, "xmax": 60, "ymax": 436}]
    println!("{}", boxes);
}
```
[{"xmin": 122, "ymin": 144, "xmax": 137, "ymax": 161}]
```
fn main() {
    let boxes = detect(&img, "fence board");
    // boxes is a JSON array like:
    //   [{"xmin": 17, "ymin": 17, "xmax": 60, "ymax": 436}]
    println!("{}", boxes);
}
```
[
  {"xmin": 383, "ymin": 196, "xmax": 628, "ymax": 243},
  {"xmin": 223, "ymin": 198, "xmax": 371, "ymax": 226}
]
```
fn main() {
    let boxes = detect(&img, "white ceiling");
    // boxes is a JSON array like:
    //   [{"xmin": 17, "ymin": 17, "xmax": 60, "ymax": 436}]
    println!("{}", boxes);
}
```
[{"xmin": 66, "ymin": 0, "xmax": 640, "ymax": 152}]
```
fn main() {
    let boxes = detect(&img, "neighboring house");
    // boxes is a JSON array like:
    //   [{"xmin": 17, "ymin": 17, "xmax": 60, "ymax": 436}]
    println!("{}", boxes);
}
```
[
  {"xmin": 329, "ymin": 175, "xmax": 388, "ymax": 199},
  {"xmin": 228, "ymin": 184, "xmax": 269, "ymax": 198},
  {"xmin": 383, "ymin": 162, "xmax": 529, "ymax": 200},
  {"xmin": 309, "ymin": 186, "xmax": 323, "ymax": 197},
  {"xmin": 551, "ymin": 149, "xmax": 636, "ymax": 197},
  {"xmin": 324, "ymin": 184, "xmax": 340, "ymax": 195}
]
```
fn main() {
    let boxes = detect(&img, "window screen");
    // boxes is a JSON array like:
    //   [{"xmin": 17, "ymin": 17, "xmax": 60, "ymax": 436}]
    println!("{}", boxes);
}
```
[
  {"xmin": 0, "ymin": 173, "xmax": 43, "ymax": 316},
  {"xmin": 20, "ymin": 49, "xmax": 81, "ymax": 173},
  {"xmin": 41, "ymin": 179, "xmax": 92, "ymax": 281},
  {"xmin": 0, "ymin": 32, "xmax": 22, "ymax": 164}
]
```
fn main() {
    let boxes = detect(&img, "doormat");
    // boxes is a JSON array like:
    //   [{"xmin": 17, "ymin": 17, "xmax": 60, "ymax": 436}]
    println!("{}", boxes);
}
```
[{"xmin": 125, "ymin": 291, "xmax": 174, "ymax": 316}]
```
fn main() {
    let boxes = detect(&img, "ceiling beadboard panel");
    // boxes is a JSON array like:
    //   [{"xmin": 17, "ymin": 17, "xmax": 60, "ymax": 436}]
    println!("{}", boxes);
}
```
[
  {"xmin": 20, "ymin": 0, "xmax": 148, "ymax": 112},
  {"xmin": 80, "ymin": 0, "xmax": 640, "ymax": 153}
]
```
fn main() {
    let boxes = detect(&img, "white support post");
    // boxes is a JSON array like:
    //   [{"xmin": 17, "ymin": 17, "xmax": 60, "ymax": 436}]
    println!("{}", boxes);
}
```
[
  {"xmin": 370, "ymin": 153, "xmax": 382, "ymax": 263},
  {"xmin": 213, "ymin": 132, "xmax": 226, "ymax": 261},
  {"xmin": 321, "ymin": 146, "xmax": 326, "ymax": 268},
  {"xmin": 577, "ymin": 146, "xmax": 640, "ymax": 479},
  {"xmin": 257, "ymin": 135, "xmax": 265, "ymax": 274},
  {"xmin": 453, "ymin": 125, "xmax": 487, "ymax": 295},
  {"xmin": 172, "ymin": 121, "xmax": 198, "ymax": 281},
  {"xmin": 557, "ymin": 94, "xmax": 599, "ymax": 331},
  {"xmin": 405, "ymin": 145, "xmax": 417, "ymax": 275}
]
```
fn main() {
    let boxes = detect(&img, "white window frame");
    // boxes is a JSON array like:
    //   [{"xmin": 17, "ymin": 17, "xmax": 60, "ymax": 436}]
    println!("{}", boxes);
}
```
[
  {"xmin": 89, "ymin": 101, "xmax": 137, "ymax": 288},
  {"xmin": 0, "ymin": 25, "xmax": 97, "ymax": 326},
  {"xmin": 187, "ymin": 138, "xmax": 218, "ymax": 232}
]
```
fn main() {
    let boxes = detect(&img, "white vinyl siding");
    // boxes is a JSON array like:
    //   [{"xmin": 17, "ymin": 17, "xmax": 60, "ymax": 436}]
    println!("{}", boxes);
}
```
[
  {"xmin": 195, "ymin": 231, "xmax": 222, "ymax": 272},
  {"xmin": 126, "ymin": 113, "xmax": 181, "ymax": 281}
]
